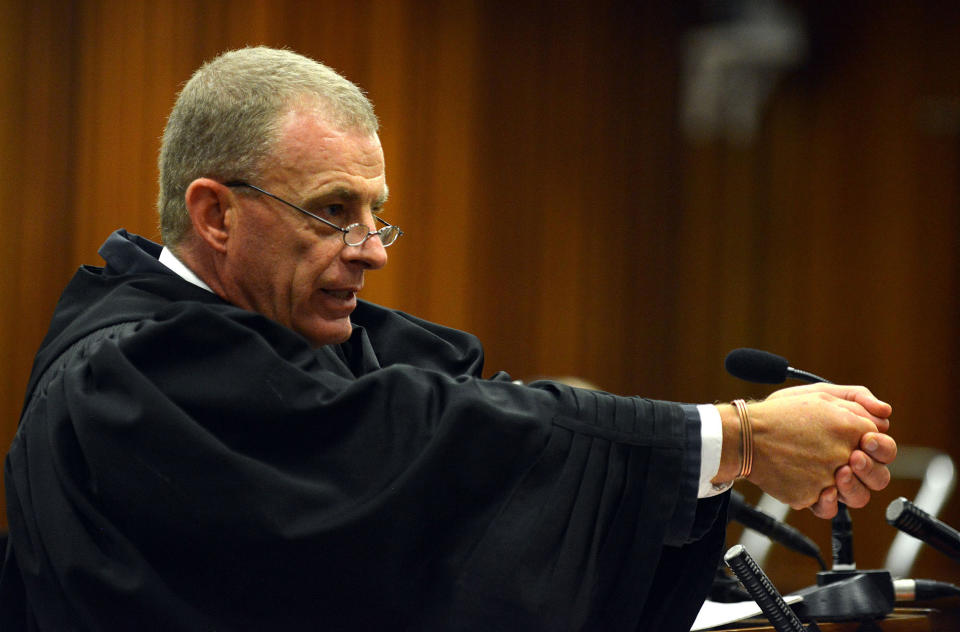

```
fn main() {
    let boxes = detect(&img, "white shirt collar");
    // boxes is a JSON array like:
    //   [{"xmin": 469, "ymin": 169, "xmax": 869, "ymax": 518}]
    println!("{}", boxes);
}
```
[{"xmin": 159, "ymin": 247, "xmax": 214, "ymax": 293}]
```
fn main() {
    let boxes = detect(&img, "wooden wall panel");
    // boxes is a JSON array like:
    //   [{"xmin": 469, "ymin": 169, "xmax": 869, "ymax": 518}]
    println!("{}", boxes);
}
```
[
  {"xmin": 363, "ymin": 0, "xmax": 484, "ymax": 330},
  {"xmin": 468, "ymin": 1, "xmax": 683, "ymax": 393},
  {"xmin": 0, "ymin": 0, "xmax": 80, "ymax": 506},
  {"xmin": 3, "ymin": 0, "xmax": 960, "ymax": 595},
  {"xmin": 0, "ymin": 0, "xmax": 26, "ymax": 498}
]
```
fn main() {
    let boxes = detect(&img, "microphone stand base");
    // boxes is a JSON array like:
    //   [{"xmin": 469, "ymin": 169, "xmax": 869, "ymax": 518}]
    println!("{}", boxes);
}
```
[{"xmin": 792, "ymin": 570, "xmax": 895, "ymax": 622}]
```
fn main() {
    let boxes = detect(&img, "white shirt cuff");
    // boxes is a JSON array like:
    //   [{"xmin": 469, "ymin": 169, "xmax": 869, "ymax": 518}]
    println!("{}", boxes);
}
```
[{"xmin": 697, "ymin": 403, "xmax": 730, "ymax": 497}]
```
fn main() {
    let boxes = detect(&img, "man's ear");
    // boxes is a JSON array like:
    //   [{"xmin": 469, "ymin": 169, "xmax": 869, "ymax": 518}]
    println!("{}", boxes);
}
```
[{"xmin": 185, "ymin": 178, "xmax": 233, "ymax": 253}]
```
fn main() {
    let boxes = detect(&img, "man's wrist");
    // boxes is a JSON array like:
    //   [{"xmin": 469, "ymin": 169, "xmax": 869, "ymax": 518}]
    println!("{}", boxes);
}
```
[{"xmin": 711, "ymin": 402, "xmax": 745, "ymax": 486}]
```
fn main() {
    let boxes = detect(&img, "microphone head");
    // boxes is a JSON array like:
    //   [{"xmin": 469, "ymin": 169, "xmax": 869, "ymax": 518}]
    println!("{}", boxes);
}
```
[
  {"xmin": 886, "ymin": 497, "xmax": 907, "ymax": 524},
  {"xmin": 725, "ymin": 348, "xmax": 789, "ymax": 384},
  {"xmin": 724, "ymin": 543, "xmax": 746, "ymax": 563},
  {"xmin": 886, "ymin": 497, "xmax": 919, "ymax": 531}
]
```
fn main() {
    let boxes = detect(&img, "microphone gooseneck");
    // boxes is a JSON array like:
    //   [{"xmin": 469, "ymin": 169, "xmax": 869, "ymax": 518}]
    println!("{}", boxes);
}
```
[
  {"xmin": 785, "ymin": 367, "xmax": 833, "ymax": 385},
  {"xmin": 830, "ymin": 504, "xmax": 855, "ymax": 571},
  {"xmin": 729, "ymin": 490, "xmax": 826, "ymax": 569}
]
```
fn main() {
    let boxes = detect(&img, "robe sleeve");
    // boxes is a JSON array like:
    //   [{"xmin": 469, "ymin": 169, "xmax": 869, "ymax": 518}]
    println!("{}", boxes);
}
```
[{"xmin": 3, "ymin": 301, "xmax": 723, "ymax": 631}]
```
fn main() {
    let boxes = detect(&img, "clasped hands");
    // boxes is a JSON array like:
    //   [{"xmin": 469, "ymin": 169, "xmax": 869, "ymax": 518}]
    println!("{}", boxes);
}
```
[{"xmin": 716, "ymin": 383, "xmax": 897, "ymax": 519}]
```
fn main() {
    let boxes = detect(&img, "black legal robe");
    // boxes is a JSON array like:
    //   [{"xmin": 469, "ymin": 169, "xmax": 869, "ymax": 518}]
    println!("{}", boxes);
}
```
[{"xmin": 1, "ymin": 230, "xmax": 726, "ymax": 631}]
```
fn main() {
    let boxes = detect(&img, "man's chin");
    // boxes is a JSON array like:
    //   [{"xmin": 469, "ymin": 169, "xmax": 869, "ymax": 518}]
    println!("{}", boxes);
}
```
[{"xmin": 299, "ymin": 318, "xmax": 353, "ymax": 347}]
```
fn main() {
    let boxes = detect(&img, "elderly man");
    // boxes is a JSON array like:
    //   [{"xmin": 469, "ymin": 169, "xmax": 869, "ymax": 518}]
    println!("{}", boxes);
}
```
[{"xmin": 1, "ymin": 47, "xmax": 894, "ymax": 631}]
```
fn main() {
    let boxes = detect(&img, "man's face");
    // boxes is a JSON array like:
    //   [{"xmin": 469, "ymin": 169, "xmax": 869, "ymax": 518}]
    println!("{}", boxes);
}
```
[{"xmin": 222, "ymin": 107, "xmax": 389, "ymax": 346}]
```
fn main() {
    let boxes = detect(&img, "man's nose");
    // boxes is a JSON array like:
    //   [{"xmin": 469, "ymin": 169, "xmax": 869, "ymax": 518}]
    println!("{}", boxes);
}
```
[{"xmin": 344, "ymin": 231, "xmax": 388, "ymax": 269}]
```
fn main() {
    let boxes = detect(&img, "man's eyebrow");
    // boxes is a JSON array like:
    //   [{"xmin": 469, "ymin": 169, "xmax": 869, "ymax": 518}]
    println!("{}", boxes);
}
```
[
  {"xmin": 305, "ymin": 184, "xmax": 389, "ymax": 208},
  {"xmin": 375, "ymin": 184, "xmax": 390, "ymax": 209}
]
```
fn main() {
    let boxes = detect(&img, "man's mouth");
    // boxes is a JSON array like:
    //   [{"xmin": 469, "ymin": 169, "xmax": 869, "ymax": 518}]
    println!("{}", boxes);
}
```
[{"xmin": 323, "ymin": 289, "xmax": 357, "ymax": 300}]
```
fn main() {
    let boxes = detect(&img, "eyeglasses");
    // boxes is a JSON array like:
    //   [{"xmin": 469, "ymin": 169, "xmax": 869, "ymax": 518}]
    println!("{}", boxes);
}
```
[{"xmin": 225, "ymin": 181, "xmax": 403, "ymax": 247}]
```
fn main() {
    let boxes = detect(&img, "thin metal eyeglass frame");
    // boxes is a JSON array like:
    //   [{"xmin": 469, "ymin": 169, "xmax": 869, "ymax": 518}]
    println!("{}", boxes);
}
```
[{"xmin": 225, "ymin": 181, "xmax": 403, "ymax": 247}]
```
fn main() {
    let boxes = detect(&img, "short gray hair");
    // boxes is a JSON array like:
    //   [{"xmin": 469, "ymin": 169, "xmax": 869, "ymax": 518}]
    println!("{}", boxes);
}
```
[{"xmin": 157, "ymin": 46, "xmax": 378, "ymax": 246}]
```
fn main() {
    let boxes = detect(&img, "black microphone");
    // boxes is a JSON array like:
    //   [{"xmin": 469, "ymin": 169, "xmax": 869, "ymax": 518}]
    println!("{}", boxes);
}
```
[
  {"xmin": 725, "ymin": 348, "xmax": 833, "ymax": 385},
  {"xmin": 886, "ymin": 497, "xmax": 960, "ymax": 563},
  {"xmin": 724, "ymin": 545, "xmax": 814, "ymax": 632},
  {"xmin": 729, "ymin": 490, "xmax": 826, "ymax": 569}
]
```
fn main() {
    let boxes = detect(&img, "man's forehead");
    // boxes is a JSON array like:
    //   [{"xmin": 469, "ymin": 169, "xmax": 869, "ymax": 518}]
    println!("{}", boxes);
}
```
[
  {"xmin": 268, "ymin": 108, "xmax": 386, "ymax": 195},
  {"xmin": 276, "ymin": 104, "xmax": 373, "ymax": 142}
]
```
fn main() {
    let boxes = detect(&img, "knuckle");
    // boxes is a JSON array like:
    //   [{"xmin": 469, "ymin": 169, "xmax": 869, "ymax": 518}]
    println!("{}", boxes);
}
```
[
  {"xmin": 887, "ymin": 440, "xmax": 899, "ymax": 460},
  {"xmin": 845, "ymin": 491, "xmax": 869, "ymax": 508},
  {"xmin": 872, "ymin": 467, "xmax": 892, "ymax": 490}
]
